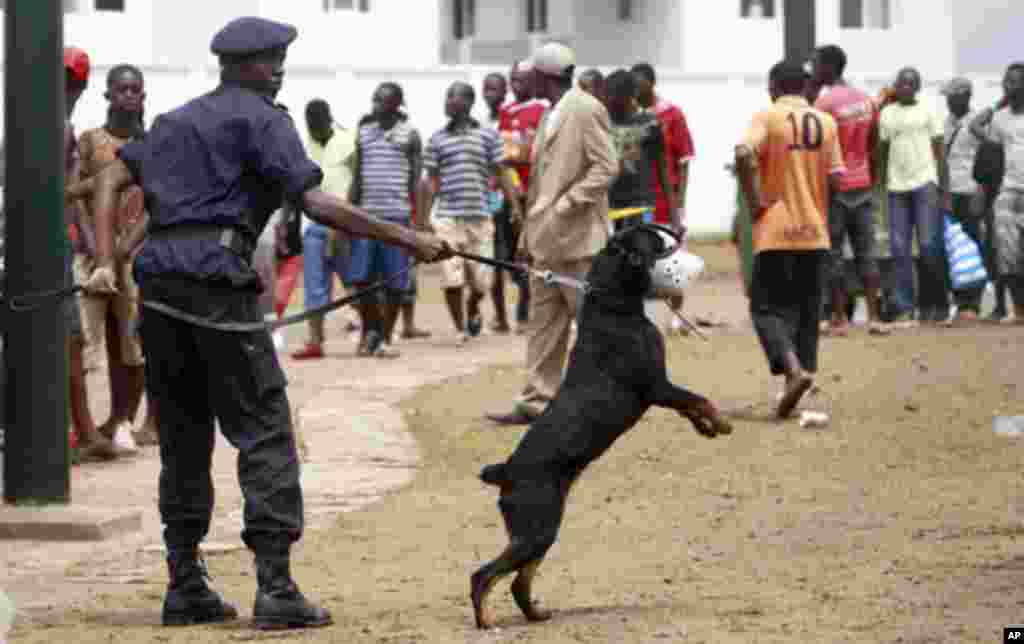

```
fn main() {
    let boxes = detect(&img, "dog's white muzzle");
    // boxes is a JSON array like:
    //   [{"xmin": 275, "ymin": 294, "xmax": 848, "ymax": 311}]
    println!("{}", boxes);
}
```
[{"xmin": 647, "ymin": 229, "xmax": 705, "ymax": 298}]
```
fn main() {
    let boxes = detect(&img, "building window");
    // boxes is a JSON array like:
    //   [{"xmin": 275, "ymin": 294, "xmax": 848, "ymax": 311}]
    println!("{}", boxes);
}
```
[
  {"xmin": 323, "ymin": 0, "xmax": 370, "ymax": 12},
  {"xmin": 61, "ymin": 0, "xmax": 127, "ymax": 10},
  {"xmin": 840, "ymin": 0, "xmax": 892, "ymax": 29},
  {"xmin": 618, "ymin": 0, "xmax": 632, "ymax": 21},
  {"xmin": 740, "ymin": 0, "xmax": 776, "ymax": 18},
  {"xmin": 526, "ymin": 0, "xmax": 547, "ymax": 33},
  {"xmin": 453, "ymin": 0, "xmax": 475, "ymax": 39}
]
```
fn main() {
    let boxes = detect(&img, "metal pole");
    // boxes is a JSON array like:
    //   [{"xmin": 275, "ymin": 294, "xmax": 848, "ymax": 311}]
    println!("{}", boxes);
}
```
[
  {"xmin": 783, "ymin": 0, "xmax": 816, "ymax": 64},
  {"xmin": 3, "ymin": 1, "xmax": 70, "ymax": 504}
]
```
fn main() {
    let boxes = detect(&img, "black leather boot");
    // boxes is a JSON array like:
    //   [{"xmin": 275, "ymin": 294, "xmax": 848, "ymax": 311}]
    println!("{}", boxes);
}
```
[
  {"xmin": 162, "ymin": 550, "xmax": 239, "ymax": 626},
  {"xmin": 253, "ymin": 556, "xmax": 332, "ymax": 630}
]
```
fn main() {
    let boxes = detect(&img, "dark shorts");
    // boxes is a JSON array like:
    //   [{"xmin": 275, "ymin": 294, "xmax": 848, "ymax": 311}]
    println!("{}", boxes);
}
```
[
  {"xmin": 750, "ymin": 250, "xmax": 827, "ymax": 375},
  {"xmin": 828, "ymin": 189, "xmax": 879, "ymax": 282}
]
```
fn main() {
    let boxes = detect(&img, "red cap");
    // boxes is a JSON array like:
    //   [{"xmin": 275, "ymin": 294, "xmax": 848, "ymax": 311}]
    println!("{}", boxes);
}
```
[{"xmin": 64, "ymin": 47, "xmax": 90, "ymax": 83}]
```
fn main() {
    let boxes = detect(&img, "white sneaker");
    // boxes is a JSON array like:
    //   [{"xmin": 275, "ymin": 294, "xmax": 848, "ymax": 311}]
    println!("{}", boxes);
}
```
[{"xmin": 112, "ymin": 422, "xmax": 139, "ymax": 455}]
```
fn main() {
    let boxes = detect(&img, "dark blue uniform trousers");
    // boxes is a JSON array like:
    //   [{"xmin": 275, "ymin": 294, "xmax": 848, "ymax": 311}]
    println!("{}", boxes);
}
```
[{"xmin": 139, "ymin": 303, "xmax": 302, "ymax": 556}]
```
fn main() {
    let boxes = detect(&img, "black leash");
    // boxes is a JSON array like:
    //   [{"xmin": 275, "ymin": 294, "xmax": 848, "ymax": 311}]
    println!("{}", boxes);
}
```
[
  {"xmin": 449, "ymin": 250, "xmax": 594, "ymax": 294},
  {"xmin": 141, "ymin": 264, "xmax": 416, "ymax": 332},
  {"xmin": 3, "ymin": 285, "xmax": 84, "ymax": 313}
]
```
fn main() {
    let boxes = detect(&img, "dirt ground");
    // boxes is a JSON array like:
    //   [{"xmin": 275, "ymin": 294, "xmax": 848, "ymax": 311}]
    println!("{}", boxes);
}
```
[{"xmin": 9, "ymin": 242, "xmax": 1024, "ymax": 643}]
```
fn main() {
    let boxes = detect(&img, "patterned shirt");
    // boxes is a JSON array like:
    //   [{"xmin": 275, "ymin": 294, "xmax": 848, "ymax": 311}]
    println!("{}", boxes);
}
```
[
  {"xmin": 609, "ymin": 111, "xmax": 663, "ymax": 209},
  {"xmin": 424, "ymin": 123, "xmax": 504, "ymax": 218},
  {"xmin": 988, "ymin": 108, "xmax": 1024, "ymax": 192},
  {"xmin": 498, "ymin": 98, "xmax": 547, "ymax": 193},
  {"xmin": 816, "ymin": 84, "xmax": 878, "ymax": 192},
  {"xmin": 356, "ymin": 120, "xmax": 420, "ymax": 220}
]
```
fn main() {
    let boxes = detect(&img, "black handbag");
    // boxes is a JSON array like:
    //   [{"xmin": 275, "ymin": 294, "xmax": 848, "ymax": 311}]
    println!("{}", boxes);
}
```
[{"xmin": 973, "ymin": 139, "xmax": 1005, "ymax": 191}]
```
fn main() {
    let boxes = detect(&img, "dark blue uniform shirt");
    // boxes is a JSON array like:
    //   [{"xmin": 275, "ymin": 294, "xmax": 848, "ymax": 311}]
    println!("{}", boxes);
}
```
[{"xmin": 119, "ymin": 83, "xmax": 322, "ymax": 293}]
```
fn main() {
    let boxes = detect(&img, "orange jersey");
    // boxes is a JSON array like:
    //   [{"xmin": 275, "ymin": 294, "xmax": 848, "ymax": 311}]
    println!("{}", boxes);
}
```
[{"xmin": 739, "ymin": 95, "xmax": 844, "ymax": 253}]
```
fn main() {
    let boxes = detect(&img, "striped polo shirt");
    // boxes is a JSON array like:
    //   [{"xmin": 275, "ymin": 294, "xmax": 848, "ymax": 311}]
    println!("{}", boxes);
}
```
[
  {"xmin": 357, "ymin": 120, "xmax": 420, "ymax": 220},
  {"xmin": 424, "ymin": 123, "xmax": 504, "ymax": 218}
]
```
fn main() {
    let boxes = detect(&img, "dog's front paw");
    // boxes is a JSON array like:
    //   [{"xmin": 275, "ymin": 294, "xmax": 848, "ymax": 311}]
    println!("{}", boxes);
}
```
[{"xmin": 682, "ymin": 401, "xmax": 733, "ymax": 438}]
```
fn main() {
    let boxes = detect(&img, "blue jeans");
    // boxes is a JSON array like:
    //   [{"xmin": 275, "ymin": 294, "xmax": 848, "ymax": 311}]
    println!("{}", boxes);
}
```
[
  {"xmin": 888, "ymin": 182, "xmax": 947, "ymax": 317},
  {"xmin": 302, "ymin": 223, "xmax": 349, "ymax": 310}
]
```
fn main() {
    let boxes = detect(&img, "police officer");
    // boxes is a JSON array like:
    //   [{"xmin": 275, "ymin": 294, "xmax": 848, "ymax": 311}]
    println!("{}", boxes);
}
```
[{"xmin": 72, "ymin": 17, "xmax": 449, "ymax": 630}]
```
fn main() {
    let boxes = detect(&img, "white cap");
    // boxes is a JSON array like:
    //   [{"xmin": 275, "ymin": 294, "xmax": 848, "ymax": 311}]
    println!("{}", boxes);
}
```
[
  {"xmin": 529, "ymin": 43, "xmax": 575, "ymax": 78},
  {"xmin": 514, "ymin": 58, "xmax": 533, "ymax": 73}
]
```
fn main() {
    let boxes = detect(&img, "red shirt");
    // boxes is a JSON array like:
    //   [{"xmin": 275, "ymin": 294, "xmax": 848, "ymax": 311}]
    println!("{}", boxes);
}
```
[
  {"xmin": 650, "ymin": 97, "xmax": 695, "ymax": 224},
  {"xmin": 498, "ymin": 98, "xmax": 547, "ymax": 193},
  {"xmin": 815, "ymin": 85, "xmax": 877, "ymax": 192}
]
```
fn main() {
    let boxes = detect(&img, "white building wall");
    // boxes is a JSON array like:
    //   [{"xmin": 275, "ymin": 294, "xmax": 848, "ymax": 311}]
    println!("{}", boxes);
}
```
[
  {"xmin": 815, "ymin": 0, "xmax": 955, "ymax": 80},
  {"xmin": 953, "ymin": 0, "xmax": 1024, "ymax": 75},
  {"xmin": 573, "ymin": 0, "xmax": 683, "ymax": 69},
  {"xmin": 680, "ymin": 0, "xmax": 783, "ymax": 75},
  {"xmin": 3, "ymin": 0, "xmax": 441, "ymax": 69}
]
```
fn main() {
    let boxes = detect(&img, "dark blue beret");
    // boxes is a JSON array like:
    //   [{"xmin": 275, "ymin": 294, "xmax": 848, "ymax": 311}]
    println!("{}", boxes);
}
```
[{"xmin": 210, "ymin": 16, "xmax": 297, "ymax": 58}]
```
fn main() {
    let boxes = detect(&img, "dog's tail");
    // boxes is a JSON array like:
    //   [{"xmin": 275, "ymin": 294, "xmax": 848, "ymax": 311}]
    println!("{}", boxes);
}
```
[{"xmin": 479, "ymin": 463, "xmax": 509, "ymax": 486}]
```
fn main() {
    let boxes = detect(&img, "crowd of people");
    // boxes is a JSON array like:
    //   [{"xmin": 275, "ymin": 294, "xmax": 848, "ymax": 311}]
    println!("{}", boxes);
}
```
[
  {"xmin": 0, "ymin": 12, "xmax": 1021, "ymax": 631},
  {"xmin": 806, "ymin": 48, "xmax": 1024, "ymax": 333}
]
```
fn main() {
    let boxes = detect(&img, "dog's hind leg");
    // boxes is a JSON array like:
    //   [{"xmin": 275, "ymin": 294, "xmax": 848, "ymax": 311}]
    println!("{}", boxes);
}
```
[
  {"xmin": 472, "ymin": 538, "xmax": 550, "ymax": 629},
  {"xmin": 511, "ymin": 557, "xmax": 553, "ymax": 622},
  {"xmin": 472, "ymin": 479, "xmax": 565, "ymax": 629}
]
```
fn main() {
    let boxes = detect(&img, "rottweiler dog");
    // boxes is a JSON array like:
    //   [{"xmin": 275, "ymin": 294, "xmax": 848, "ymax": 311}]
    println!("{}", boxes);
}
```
[{"xmin": 471, "ymin": 225, "xmax": 733, "ymax": 629}]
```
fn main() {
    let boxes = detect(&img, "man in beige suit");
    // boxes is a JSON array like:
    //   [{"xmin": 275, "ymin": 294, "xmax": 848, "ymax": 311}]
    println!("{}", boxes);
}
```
[{"xmin": 487, "ymin": 43, "xmax": 618, "ymax": 425}]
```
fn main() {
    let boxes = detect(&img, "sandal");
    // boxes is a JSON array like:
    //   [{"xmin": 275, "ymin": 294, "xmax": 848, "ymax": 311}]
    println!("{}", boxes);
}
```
[
  {"xmin": 400, "ymin": 328, "xmax": 432, "ymax": 340},
  {"xmin": 867, "ymin": 322, "xmax": 891, "ymax": 336}
]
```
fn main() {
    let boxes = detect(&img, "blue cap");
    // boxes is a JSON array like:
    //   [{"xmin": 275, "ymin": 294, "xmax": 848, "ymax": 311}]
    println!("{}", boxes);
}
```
[{"xmin": 210, "ymin": 16, "xmax": 297, "ymax": 58}]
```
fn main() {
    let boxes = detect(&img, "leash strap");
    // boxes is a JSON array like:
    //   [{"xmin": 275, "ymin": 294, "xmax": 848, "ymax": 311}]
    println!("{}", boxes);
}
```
[
  {"xmin": 141, "ymin": 264, "xmax": 415, "ymax": 333},
  {"xmin": 449, "ymin": 250, "xmax": 593, "ymax": 293},
  {"xmin": 4, "ymin": 285, "xmax": 84, "ymax": 313}
]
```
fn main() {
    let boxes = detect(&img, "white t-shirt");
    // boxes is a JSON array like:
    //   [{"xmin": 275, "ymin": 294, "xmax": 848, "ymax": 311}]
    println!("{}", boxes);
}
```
[{"xmin": 990, "ymin": 108, "xmax": 1024, "ymax": 192}]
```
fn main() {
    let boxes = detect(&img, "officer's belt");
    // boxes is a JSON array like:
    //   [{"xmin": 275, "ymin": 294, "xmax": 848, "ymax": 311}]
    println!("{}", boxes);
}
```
[{"xmin": 149, "ymin": 224, "xmax": 256, "ymax": 264}]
